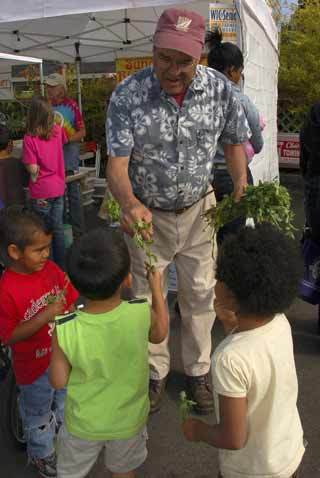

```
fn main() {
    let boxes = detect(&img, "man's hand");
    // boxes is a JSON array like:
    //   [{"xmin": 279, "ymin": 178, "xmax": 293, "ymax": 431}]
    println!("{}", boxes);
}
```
[
  {"xmin": 122, "ymin": 201, "xmax": 153, "ymax": 239},
  {"xmin": 69, "ymin": 126, "xmax": 86, "ymax": 143},
  {"xmin": 232, "ymin": 182, "xmax": 247, "ymax": 202},
  {"xmin": 107, "ymin": 156, "xmax": 153, "ymax": 238},
  {"xmin": 182, "ymin": 418, "xmax": 203, "ymax": 442}
]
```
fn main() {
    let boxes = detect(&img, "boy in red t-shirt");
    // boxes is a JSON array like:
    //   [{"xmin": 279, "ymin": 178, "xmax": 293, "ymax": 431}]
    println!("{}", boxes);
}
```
[{"xmin": 0, "ymin": 207, "xmax": 78, "ymax": 478}]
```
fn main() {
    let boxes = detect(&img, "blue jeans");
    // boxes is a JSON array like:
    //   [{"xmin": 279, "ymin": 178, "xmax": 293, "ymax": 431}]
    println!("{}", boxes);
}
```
[
  {"xmin": 65, "ymin": 171, "xmax": 85, "ymax": 239},
  {"xmin": 18, "ymin": 370, "xmax": 66, "ymax": 460},
  {"xmin": 31, "ymin": 196, "xmax": 65, "ymax": 269}
]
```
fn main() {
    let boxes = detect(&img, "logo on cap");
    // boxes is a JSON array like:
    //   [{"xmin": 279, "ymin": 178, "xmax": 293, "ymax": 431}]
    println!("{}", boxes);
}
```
[{"xmin": 175, "ymin": 16, "xmax": 192, "ymax": 32}]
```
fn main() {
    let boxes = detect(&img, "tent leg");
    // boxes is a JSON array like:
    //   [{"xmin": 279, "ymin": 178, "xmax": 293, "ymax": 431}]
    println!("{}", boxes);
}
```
[
  {"xmin": 40, "ymin": 62, "xmax": 44, "ymax": 96},
  {"xmin": 76, "ymin": 60, "xmax": 82, "ymax": 113}
]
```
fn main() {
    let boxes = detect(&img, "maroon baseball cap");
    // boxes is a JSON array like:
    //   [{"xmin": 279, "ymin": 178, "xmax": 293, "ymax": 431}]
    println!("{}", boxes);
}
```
[{"xmin": 154, "ymin": 8, "xmax": 205, "ymax": 60}]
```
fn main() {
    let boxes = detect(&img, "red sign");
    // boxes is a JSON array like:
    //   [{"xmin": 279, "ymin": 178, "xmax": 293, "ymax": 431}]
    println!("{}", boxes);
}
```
[{"xmin": 277, "ymin": 133, "xmax": 300, "ymax": 169}]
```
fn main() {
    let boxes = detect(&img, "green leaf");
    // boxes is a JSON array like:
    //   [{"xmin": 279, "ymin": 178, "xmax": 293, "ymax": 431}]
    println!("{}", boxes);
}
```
[
  {"xmin": 203, "ymin": 181, "xmax": 296, "ymax": 238},
  {"xmin": 179, "ymin": 391, "xmax": 196, "ymax": 422}
]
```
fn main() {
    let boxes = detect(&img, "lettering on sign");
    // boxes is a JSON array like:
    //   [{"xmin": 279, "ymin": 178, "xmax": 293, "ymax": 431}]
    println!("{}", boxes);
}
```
[
  {"xmin": 116, "ymin": 57, "xmax": 153, "ymax": 83},
  {"xmin": 277, "ymin": 134, "xmax": 300, "ymax": 168},
  {"xmin": 209, "ymin": 3, "xmax": 237, "ymax": 44}
]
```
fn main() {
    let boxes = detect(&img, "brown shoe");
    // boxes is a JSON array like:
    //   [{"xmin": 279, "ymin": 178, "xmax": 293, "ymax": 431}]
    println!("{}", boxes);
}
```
[
  {"xmin": 186, "ymin": 373, "xmax": 214, "ymax": 415},
  {"xmin": 149, "ymin": 377, "xmax": 167, "ymax": 413}
]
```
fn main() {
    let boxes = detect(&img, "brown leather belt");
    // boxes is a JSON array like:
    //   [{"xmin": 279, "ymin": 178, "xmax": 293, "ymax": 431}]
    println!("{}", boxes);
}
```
[
  {"xmin": 151, "ymin": 189, "xmax": 214, "ymax": 215},
  {"xmin": 151, "ymin": 204, "xmax": 193, "ymax": 215}
]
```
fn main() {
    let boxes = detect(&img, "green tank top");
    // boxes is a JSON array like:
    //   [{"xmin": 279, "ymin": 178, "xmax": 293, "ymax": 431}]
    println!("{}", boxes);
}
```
[{"xmin": 56, "ymin": 300, "xmax": 150, "ymax": 440}]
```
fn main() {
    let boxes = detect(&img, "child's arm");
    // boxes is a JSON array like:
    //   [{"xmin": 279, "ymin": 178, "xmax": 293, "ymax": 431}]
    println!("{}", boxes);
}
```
[
  {"xmin": 182, "ymin": 394, "xmax": 248, "ymax": 450},
  {"xmin": 148, "ymin": 270, "xmax": 169, "ymax": 344},
  {"xmin": 24, "ymin": 163, "xmax": 40, "ymax": 182},
  {"xmin": 22, "ymin": 135, "xmax": 40, "ymax": 182},
  {"xmin": 7, "ymin": 298, "xmax": 66, "ymax": 345},
  {"xmin": 49, "ymin": 329, "xmax": 71, "ymax": 389},
  {"xmin": 245, "ymin": 100, "xmax": 263, "ymax": 155}
]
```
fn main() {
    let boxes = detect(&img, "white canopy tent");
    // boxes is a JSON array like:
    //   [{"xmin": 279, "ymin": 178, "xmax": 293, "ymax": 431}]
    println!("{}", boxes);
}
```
[
  {"xmin": 0, "ymin": 0, "xmax": 279, "ymax": 181},
  {"xmin": 0, "ymin": 2, "xmax": 197, "ymax": 64}
]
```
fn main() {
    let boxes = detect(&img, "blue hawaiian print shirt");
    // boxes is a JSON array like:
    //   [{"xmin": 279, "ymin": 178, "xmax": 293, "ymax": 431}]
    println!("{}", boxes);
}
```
[{"xmin": 106, "ymin": 65, "xmax": 251, "ymax": 210}]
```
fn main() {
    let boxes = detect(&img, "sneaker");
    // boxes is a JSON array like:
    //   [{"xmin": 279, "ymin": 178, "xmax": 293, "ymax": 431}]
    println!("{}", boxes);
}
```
[
  {"xmin": 186, "ymin": 373, "xmax": 214, "ymax": 415},
  {"xmin": 31, "ymin": 452, "xmax": 57, "ymax": 478}
]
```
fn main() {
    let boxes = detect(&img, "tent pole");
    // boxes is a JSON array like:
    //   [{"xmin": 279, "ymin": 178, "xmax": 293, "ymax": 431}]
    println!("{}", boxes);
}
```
[
  {"xmin": 76, "ymin": 60, "xmax": 82, "ymax": 113},
  {"xmin": 39, "ymin": 62, "xmax": 44, "ymax": 96},
  {"xmin": 74, "ymin": 42, "xmax": 82, "ymax": 113}
]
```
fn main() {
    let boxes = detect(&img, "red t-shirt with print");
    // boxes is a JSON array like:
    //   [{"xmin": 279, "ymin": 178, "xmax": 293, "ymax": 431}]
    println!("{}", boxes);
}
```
[{"xmin": 0, "ymin": 260, "xmax": 78, "ymax": 385}]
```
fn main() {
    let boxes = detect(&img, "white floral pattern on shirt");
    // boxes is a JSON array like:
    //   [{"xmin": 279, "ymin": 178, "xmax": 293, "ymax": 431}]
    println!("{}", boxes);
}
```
[{"xmin": 106, "ymin": 65, "xmax": 251, "ymax": 209}]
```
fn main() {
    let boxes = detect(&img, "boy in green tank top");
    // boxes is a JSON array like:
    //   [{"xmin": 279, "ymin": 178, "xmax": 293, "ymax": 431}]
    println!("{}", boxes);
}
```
[{"xmin": 49, "ymin": 228, "xmax": 168, "ymax": 478}]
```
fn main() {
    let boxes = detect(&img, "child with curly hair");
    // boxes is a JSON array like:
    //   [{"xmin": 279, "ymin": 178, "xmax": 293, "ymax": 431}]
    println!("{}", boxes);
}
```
[{"xmin": 182, "ymin": 224, "xmax": 305, "ymax": 478}]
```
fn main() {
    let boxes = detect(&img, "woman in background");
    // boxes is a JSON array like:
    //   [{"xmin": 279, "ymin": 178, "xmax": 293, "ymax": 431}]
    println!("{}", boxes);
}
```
[{"xmin": 207, "ymin": 29, "xmax": 264, "ymax": 243}]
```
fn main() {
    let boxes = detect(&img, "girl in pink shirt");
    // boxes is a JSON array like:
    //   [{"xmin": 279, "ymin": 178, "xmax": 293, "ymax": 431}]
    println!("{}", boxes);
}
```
[{"xmin": 23, "ymin": 96, "xmax": 68, "ymax": 269}]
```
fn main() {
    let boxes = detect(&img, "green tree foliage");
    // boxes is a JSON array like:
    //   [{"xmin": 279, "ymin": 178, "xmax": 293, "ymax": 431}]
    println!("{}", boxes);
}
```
[
  {"xmin": 0, "ymin": 101, "xmax": 27, "ymax": 139},
  {"xmin": 67, "ymin": 74, "xmax": 116, "ymax": 154},
  {"xmin": 279, "ymin": 0, "xmax": 320, "ymax": 113},
  {"xmin": 0, "ymin": 70, "xmax": 116, "ymax": 145}
]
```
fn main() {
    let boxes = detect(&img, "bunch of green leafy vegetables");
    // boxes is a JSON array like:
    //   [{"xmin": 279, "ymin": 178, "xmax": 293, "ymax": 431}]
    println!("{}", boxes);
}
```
[
  {"xmin": 104, "ymin": 199, "xmax": 158, "ymax": 272},
  {"xmin": 203, "ymin": 181, "xmax": 295, "ymax": 239}
]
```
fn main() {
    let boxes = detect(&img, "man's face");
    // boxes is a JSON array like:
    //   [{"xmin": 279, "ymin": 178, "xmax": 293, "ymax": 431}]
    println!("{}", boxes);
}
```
[
  {"xmin": 46, "ymin": 84, "xmax": 65, "ymax": 105},
  {"xmin": 153, "ymin": 47, "xmax": 197, "ymax": 95}
]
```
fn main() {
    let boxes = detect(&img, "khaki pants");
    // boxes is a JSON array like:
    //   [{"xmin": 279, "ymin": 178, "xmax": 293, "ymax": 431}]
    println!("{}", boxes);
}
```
[{"xmin": 126, "ymin": 191, "xmax": 216, "ymax": 379}]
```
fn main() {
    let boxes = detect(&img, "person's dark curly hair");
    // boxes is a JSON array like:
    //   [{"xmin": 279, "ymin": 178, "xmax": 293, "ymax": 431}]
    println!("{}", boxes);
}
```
[{"xmin": 216, "ymin": 224, "xmax": 302, "ymax": 317}]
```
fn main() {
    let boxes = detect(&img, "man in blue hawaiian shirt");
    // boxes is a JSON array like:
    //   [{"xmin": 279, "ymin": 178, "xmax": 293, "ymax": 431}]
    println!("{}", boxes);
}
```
[{"xmin": 106, "ymin": 8, "xmax": 251, "ymax": 414}]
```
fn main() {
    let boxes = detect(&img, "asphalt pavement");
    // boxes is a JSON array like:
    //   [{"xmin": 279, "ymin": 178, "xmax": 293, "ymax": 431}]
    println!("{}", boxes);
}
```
[{"xmin": 0, "ymin": 171, "xmax": 319, "ymax": 478}]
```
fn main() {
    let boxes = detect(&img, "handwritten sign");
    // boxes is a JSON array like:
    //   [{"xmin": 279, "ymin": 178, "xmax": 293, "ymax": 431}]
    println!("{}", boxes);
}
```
[{"xmin": 209, "ymin": 3, "xmax": 238, "ymax": 43}]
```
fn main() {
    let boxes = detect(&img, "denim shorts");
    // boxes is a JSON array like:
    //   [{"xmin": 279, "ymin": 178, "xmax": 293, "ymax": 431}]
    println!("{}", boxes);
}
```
[{"xmin": 57, "ymin": 425, "xmax": 148, "ymax": 477}]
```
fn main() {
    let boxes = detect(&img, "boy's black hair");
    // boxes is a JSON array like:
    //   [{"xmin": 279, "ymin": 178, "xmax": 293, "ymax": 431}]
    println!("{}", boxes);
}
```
[
  {"xmin": 66, "ymin": 228, "xmax": 131, "ymax": 300},
  {"xmin": 0, "ymin": 206, "xmax": 52, "ymax": 266},
  {"xmin": 216, "ymin": 224, "xmax": 302, "ymax": 317},
  {"xmin": 0, "ymin": 125, "xmax": 10, "ymax": 151},
  {"xmin": 206, "ymin": 29, "xmax": 244, "ymax": 73}
]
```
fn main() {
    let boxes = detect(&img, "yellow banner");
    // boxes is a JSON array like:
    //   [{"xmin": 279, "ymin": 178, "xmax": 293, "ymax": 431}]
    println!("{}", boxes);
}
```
[{"xmin": 116, "ymin": 57, "xmax": 153, "ymax": 83}]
